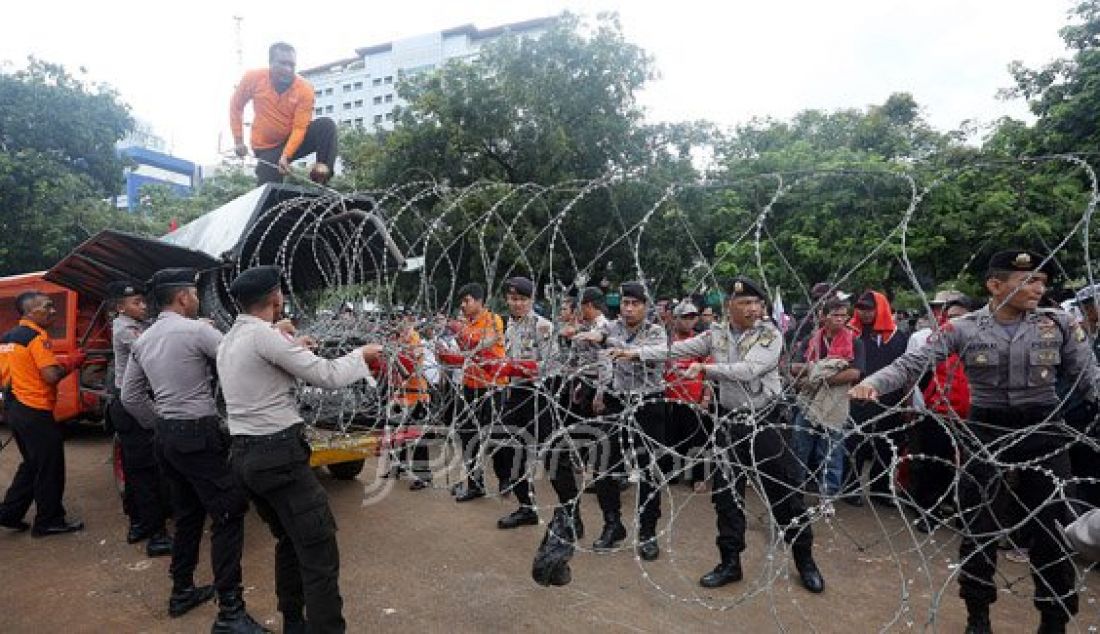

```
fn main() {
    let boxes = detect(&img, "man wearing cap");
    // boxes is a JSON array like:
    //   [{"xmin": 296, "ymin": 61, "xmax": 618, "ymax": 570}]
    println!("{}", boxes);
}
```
[
  {"xmin": 494, "ymin": 276, "xmax": 556, "ymax": 530},
  {"xmin": 0, "ymin": 292, "xmax": 86, "ymax": 536},
  {"xmin": 122, "ymin": 268, "xmax": 262, "ymax": 631},
  {"xmin": 851, "ymin": 250, "xmax": 1095, "ymax": 634},
  {"xmin": 575, "ymin": 281, "xmax": 668, "ymax": 560},
  {"xmin": 612, "ymin": 277, "xmax": 823, "ymax": 592},
  {"xmin": 436, "ymin": 283, "xmax": 507, "ymax": 502},
  {"xmin": 664, "ymin": 300, "xmax": 713, "ymax": 491},
  {"xmin": 107, "ymin": 280, "xmax": 172, "ymax": 557},
  {"xmin": 218, "ymin": 266, "xmax": 383, "ymax": 634}
]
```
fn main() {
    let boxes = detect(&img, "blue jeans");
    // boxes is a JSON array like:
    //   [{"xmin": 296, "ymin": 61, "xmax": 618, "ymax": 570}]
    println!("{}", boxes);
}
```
[{"xmin": 792, "ymin": 412, "xmax": 846, "ymax": 497}]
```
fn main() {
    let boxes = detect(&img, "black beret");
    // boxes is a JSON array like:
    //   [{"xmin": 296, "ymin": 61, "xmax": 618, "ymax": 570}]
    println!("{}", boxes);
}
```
[
  {"xmin": 150, "ymin": 267, "xmax": 199, "ymax": 291},
  {"xmin": 724, "ymin": 277, "xmax": 767, "ymax": 302},
  {"xmin": 456, "ymin": 282, "xmax": 485, "ymax": 302},
  {"xmin": 229, "ymin": 266, "xmax": 282, "ymax": 304},
  {"xmin": 579, "ymin": 286, "xmax": 605, "ymax": 305},
  {"xmin": 503, "ymin": 276, "xmax": 534, "ymax": 298},
  {"xmin": 620, "ymin": 281, "xmax": 648, "ymax": 302},
  {"xmin": 986, "ymin": 249, "xmax": 1056, "ymax": 279},
  {"xmin": 106, "ymin": 280, "xmax": 144, "ymax": 300}
]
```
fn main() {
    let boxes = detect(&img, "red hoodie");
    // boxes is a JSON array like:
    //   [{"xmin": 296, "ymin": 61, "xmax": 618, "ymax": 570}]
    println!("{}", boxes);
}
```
[
  {"xmin": 849, "ymin": 290, "xmax": 898, "ymax": 344},
  {"xmin": 922, "ymin": 316, "xmax": 970, "ymax": 419}
]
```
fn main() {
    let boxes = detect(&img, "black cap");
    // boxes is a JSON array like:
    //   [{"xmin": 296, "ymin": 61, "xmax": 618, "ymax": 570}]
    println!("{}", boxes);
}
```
[
  {"xmin": 106, "ymin": 280, "xmax": 144, "ymax": 300},
  {"xmin": 456, "ymin": 282, "xmax": 485, "ymax": 302},
  {"xmin": 854, "ymin": 291, "xmax": 877, "ymax": 309},
  {"xmin": 620, "ymin": 281, "xmax": 648, "ymax": 302},
  {"xmin": 229, "ymin": 266, "xmax": 282, "ymax": 305},
  {"xmin": 580, "ymin": 286, "xmax": 604, "ymax": 306},
  {"xmin": 150, "ymin": 268, "xmax": 199, "ymax": 292},
  {"xmin": 985, "ymin": 249, "xmax": 1056, "ymax": 279},
  {"xmin": 503, "ymin": 276, "xmax": 534, "ymax": 298},
  {"xmin": 724, "ymin": 277, "xmax": 767, "ymax": 302}
]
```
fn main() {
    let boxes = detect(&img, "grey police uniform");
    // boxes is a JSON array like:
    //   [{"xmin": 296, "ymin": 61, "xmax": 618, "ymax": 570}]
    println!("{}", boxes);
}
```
[
  {"xmin": 636, "ymin": 319, "xmax": 813, "ymax": 557},
  {"xmin": 590, "ymin": 318, "xmax": 668, "ymax": 535},
  {"xmin": 121, "ymin": 310, "xmax": 248, "ymax": 596},
  {"xmin": 109, "ymin": 314, "xmax": 170, "ymax": 540},
  {"xmin": 218, "ymin": 314, "xmax": 375, "ymax": 633},
  {"xmin": 861, "ymin": 304, "xmax": 1095, "ymax": 619}
]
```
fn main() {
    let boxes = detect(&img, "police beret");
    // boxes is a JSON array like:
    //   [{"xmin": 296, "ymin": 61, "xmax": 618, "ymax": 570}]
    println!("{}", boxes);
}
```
[
  {"xmin": 620, "ymin": 281, "xmax": 648, "ymax": 302},
  {"xmin": 986, "ymin": 249, "xmax": 1056, "ymax": 278},
  {"xmin": 456, "ymin": 282, "xmax": 485, "ymax": 302},
  {"xmin": 150, "ymin": 268, "xmax": 199, "ymax": 291},
  {"xmin": 503, "ymin": 276, "xmax": 534, "ymax": 298},
  {"xmin": 229, "ymin": 265, "xmax": 282, "ymax": 304},
  {"xmin": 724, "ymin": 277, "xmax": 767, "ymax": 302},
  {"xmin": 672, "ymin": 300, "xmax": 699, "ymax": 317},
  {"xmin": 106, "ymin": 280, "xmax": 144, "ymax": 299},
  {"xmin": 579, "ymin": 286, "xmax": 605, "ymax": 305}
]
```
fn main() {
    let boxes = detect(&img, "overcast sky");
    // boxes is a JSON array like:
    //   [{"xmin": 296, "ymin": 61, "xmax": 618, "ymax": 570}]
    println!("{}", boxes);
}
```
[{"xmin": 3, "ymin": 0, "xmax": 1076, "ymax": 164}]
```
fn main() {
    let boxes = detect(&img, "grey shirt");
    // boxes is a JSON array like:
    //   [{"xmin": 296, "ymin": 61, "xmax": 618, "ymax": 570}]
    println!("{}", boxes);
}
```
[
  {"xmin": 217, "ymin": 315, "xmax": 374, "ymax": 436},
  {"xmin": 637, "ymin": 320, "xmax": 783, "ymax": 411},
  {"xmin": 863, "ymin": 305, "xmax": 1096, "ymax": 409},
  {"xmin": 121, "ymin": 311, "xmax": 222, "ymax": 423},
  {"xmin": 561, "ymin": 314, "xmax": 609, "ymax": 378},
  {"xmin": 597, "ymin": 318, "xmax": 667, "ymax": 394},
  {"xmin": 111, "ymin": 314, "xmax": 143, "ymax": 392},
  {"xmin": 505, "ymin": 312, "xmax": 555, "ymax": 378}
]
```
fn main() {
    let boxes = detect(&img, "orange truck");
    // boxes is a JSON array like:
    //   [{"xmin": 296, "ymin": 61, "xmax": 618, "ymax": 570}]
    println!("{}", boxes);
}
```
[{"xmin": 0, "ymin": 272, "xmax": 111, "ymax": 424}]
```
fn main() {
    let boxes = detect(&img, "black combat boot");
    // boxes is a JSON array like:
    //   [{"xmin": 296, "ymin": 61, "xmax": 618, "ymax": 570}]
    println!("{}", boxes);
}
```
[
  {"xmin": 1037, "ymin": 612, "xmax": 1067, "ymax": 634},
  {"xmin": 636, "ymin": 527, "xmax": 660, "ymax": 561},
  {"xmin": 167, "ymin": 580, "xmax": 215, "ymax": 618},
  {"xmin": 211, "ymin": 588, "xmax": 269, "ymax": 634},
  {"xmin": 792, "ymin": 544, "xmax": 824, "ymax": 593},
  {"xmin": 497, "ymin": 506, "xmax": 539, "ymax": 529},
  {"xmin": 592, "ymin": 511, "xmax": 627, "ymax": 551},
  {"xmin": 963, "ymin": 601, "xmax": 992, "ymax": 634},
  {"xmin": 699, "ymin": 546, "xmax": 742, "ymax": 588},
  {"xmin": 282, "ymin": 611, "xmax": 307, "ymax": 634},
  {"xmin": 146, "ymin": 531, "xmax": 173, "ymax": 557}
]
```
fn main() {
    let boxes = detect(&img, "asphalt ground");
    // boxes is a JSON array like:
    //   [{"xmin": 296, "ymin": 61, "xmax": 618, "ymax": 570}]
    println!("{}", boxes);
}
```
[{"xmin": 0, "ymin": 430, "xmax": 1098, "ymax": 633}]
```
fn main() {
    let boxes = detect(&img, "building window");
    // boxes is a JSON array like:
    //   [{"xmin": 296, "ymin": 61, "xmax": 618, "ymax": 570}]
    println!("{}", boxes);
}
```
[
  {"xmin": 343, "ymin": 102, "xmax": 352, "ymax": 110},
  {"xmin": 385, "ymin": 111, "xmax": 394, "ymax": 121},
  {"xmin": 324, "ymin": 87, "xmax": 333, "ymax": 96},
  {"xmin": 372, "ymin": 78, "xmax": 382, "ymax": 86},
  {"xmin": 373, "ymin": 96, "xmax": 382, "ymax": 105},
  {"xmin": 325, "ymin": 105, "xmax": 334, "ymax": 113},
  {"xmin": 353, "ymin": 81, "xmax": 363, "ymax": 90},
  {"xmin": 373, "ymin": 114, "xmax": 383, "ymax": 124},
  {"xmin": 384, "ymin": 75, "xmax": 393, "ymax": 84},
  {"xmin": 343, "ymin": 84, "xmax": 352, "ymax": 92},
  {"xmin": 314, "ymin": 90, "xmax": 322, "ymax": 97},
  {"xmin": 315, "ymin": 108, "xmax": 323, "ymax": 116},
  {"xmin": 384, "ymin": 94, "xmax": 394, "ymax": 103},
  {"xmin": 354, "ymin": 99, "xmax": 363, "ymax": 107},
  {"xmin": 354, "ymin": 118, "xmax": 363, "ymax": 126}
]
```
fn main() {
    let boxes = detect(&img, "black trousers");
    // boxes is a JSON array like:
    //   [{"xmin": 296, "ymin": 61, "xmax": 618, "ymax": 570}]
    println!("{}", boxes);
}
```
[
  {"xmin": 493, "ymin": 382, "xmax": 554, "ymax": 507},
  {"xmin": 109, "ymin": 397, "xmax": 167, "ymax": 534},
  {"xmin": 255, "ymin": 118, "xmax": 338, "ymax": 185},
  {"xmin": 155, "ymin": 417, "xmax": 248, "ymax": 593},
  {"xmin": 0, "ymin": 399, "xmax": 66, "ymax": 529},
  {"xmin": 457, "ymin": 387, "xmax": 502, "ymax": 490},
  {"xmin": 957, "ymin": 407, "xmax": 1077, "ymax": 618},
  {"xmin": 536, "ymin": 377, "xmax": 597, "ymax": 512},
  {"xmin": 593, "ymin": 392, "xmax": 666, "ymax": 533},
  {"xmin": 232, "ymin": 425, "xmax": 344, "ymax": 632},
  {"xmin": 847, "ymin": 403, "xmax": 907, "ymax": 496},
  {"xmin": 387, "ymin": 402, "xmax": 432, "ymax": 479},
  {"xmin": 908, "ymin": 414, "xmax": 958, "ymax": 515},
  {"xmin": 713, "ymin": 407, "xmax": 812, "ymax": 554},
  {"xmin": 666, "ymin": 401, "xmax": 710, "ymax": 483},
  {"xmin": 1064, "ymin": 399, "xmax": 1100, "ymax": 511}
]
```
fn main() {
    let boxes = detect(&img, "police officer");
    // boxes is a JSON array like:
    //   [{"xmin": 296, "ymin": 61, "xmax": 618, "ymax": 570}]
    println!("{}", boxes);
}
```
[
  {"xmin": 613, "ymin": 277, "xmax": 823, "ymax": 592},
  {"xmin": 495, "ymin": 276, "xmax": 556, "ymax": 530},
  {"xmin": 106, "ymin": 280, "xmax": 172, "ymax": 556},
  {"xmin": 121, "ymin": 268, "xmax": 263, "ymax": 632},
  {"xmin": 575, "ymin": 281, "xmax": 667, "ymax": 560},
  {"xmin": 218, "ymin": 266, "xmax": 383, "ymax": 634},
  {"xmin": 0, "ymin": 291, "xmax": 85, "ymax": 536},
  {"xmin": 851, "ymin": 250, "xmax": 1095, "ymax": 634}
]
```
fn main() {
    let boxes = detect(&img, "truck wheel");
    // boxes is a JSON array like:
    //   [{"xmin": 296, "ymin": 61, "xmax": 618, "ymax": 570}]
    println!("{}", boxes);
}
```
[{"xmin": 327, "ymin": 459, "xmax": 365, "ymax": 480}]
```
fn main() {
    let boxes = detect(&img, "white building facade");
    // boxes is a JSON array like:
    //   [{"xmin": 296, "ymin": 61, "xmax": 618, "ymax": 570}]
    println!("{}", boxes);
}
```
[{"xmin": 301, "ymin": 17, "xmax": 553, "ymax": 133}]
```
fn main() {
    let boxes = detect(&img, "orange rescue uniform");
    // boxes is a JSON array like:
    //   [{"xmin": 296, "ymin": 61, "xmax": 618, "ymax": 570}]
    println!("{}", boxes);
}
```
[
  {"xmin": 229, "ymin": 69, "xmax": 316, "ymax": 160},
  {"xmin": 457, "ymin": 311, "xmax": 507, "ymax": 389},
  {"xmin": 2, "ymin": 319, "xmax": 60, "ymax": 411}
]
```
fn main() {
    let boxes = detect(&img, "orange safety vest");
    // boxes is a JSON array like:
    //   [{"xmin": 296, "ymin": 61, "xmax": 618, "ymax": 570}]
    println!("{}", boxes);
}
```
[{"xmin": 393, "ymin": 330, "xmax": 430, "ymax": 407}]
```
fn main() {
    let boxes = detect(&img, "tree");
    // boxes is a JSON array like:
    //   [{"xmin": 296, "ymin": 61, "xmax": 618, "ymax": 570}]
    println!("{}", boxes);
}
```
[{"xmin": 0, "ymin": 59, "xmax": 136, "ymax": 274}]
